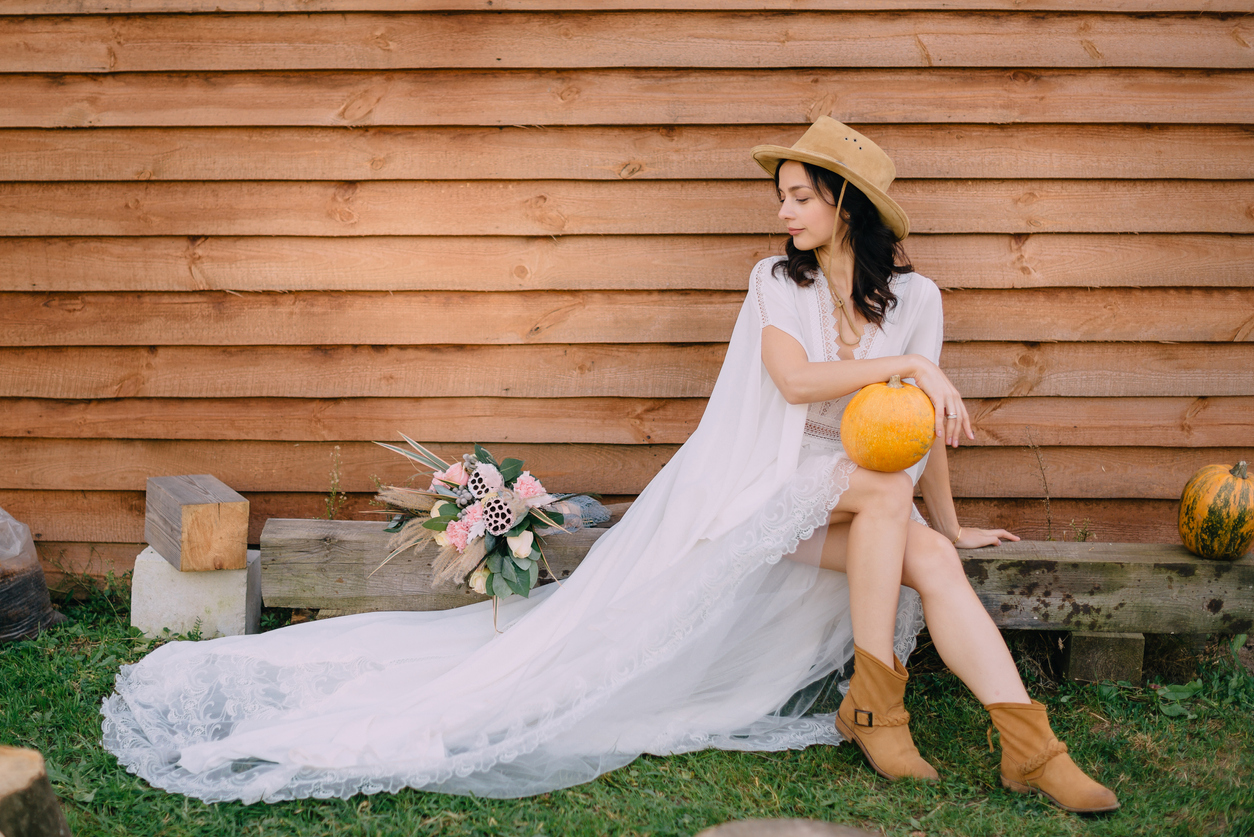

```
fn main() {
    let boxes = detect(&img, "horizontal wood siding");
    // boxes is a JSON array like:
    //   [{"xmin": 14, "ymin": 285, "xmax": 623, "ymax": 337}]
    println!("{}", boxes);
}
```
[{"xmin": 2, "ymin": 6, "xmax": 1250, "ymax": 586}]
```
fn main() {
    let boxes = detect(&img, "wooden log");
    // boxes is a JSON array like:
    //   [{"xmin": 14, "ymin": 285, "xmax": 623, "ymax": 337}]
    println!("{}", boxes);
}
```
[
  {"xmin": 1065, "ymin": 631, "xmax": 1145, "ymax": 684},
  {"xmin": 3, "ymin": 125, "xmax": 1252, "ymax": 183},
  {"xmin": 0, "ymin": 747, "xmax": 72, "ymax": 837},
  {"xmin": 258, "ymin": 519, "xmax": 1254, "ymax": 634},
  {"xmin": 144, "ymin": 474, "xmax": 249, "ymax": 571},
  {"xmin": 259, "ymin": 518, "xmax": 598, "ymax": 611},
  {"xmin": 3, "ymin": 12, "xmax": 1249, "ymax": 72},
  {"xmin": 12, "ymin": 1, "xmax": 1254, "ymax": 13},
  {"xmin": 3, "ymin": 180, "xmax": 1251, "ymax": 237},
  {"xmin": 2, "ymin": 69, "xmax": 1249, "ymax": 129},
  {"xmin": 3, "ymin": 286, "xmax": 1253, "ymax": 346},
  {"xmin": 4, "ymin": 396, "xmax": 1248, "ymax": 447},
  {"xmin": 1, "ymin": 343, "xmax": 1251, "ymax": 400},
  {"xmin": 4, "ymin": 438, "xmax": 1252, "ymax": 497},
  {"xmin": 4, "ymin": 234, "xmax": 1252, "ymax": 294}
]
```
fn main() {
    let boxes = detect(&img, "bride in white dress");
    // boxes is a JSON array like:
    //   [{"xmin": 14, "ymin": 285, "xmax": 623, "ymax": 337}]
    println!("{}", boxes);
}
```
[{"xmin": 102, "ymin": 118, "xmax": 1118, "ymax": 813}]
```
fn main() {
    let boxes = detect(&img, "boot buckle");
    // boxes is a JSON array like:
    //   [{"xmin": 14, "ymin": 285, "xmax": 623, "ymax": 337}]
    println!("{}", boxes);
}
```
[{"xmin": 854, "ymin": 708, "xmax": 874, "ymax": 727}]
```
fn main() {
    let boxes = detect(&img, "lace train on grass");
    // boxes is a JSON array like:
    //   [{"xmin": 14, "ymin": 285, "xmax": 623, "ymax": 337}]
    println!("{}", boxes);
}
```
[{"xmin": 102, "ymin": 449, "xmax": 924, "ymax": 803}]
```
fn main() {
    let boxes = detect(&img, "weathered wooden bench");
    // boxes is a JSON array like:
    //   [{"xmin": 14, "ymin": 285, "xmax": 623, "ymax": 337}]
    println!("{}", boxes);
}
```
[{"xmin": 260, "ymin": 515, "xmax": 1254, "ymax": 684}]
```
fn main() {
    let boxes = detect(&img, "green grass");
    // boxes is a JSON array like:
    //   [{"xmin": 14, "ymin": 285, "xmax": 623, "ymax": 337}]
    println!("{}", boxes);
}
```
[{"xmin": 3, "ymin": 588, "xmax": 1252, "ymax": 837}]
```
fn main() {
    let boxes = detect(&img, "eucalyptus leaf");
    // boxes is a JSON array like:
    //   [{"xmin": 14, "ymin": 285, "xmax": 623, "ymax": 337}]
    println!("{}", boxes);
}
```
[
  {"xmin": 487, "ymin": 553, "xmax": 504, "ymax": 574},
  {"xmin": 514, "ymin": 556, "xmax": 534, "ymax": 572},
  {"xmin": 500, "ymin": 458, "xmax": 524, "ymax": 483},
  {"xmin": 507, "ymin": 516, "xmax": 532, "ymax": 537},
  {"xmin": 484, "ymin": 534, "xmax": 497, "ymax": 554},
  {"xmin": 474, "ymin": 444, "xmax": 498, "ymax": 467},
  {"xmin": 507, "ymin": 573, "xmax": 530, "ymax": 598},
  {"xmin": 384, "ymin": 515, "xmax": 409, "ymax": 534},
  {"xmin": 500, "ymin": 558, "xmax": 519, "ymax": 584},
  {"xmin": 421, "ymin": 518, "xmax": 451, "ymax": 531},
  {"xmin": 527, "ymin": 560, "xmax": 539, "ymax": 589}
]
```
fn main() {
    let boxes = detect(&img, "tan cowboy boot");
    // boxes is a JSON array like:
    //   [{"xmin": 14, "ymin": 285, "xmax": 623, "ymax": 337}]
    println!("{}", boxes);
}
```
[
  {"xmin": 834, "ymin": 645, "xmax": 938, "ymax": 781},
  {"xmin": 986, "ymin": 699, "xmax": 1119, "ymax": 813}
]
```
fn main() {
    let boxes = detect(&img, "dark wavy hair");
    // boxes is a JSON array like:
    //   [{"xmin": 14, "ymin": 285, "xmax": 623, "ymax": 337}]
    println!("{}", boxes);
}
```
[{"xmin": 771, "ymin": 161, "xmax": 911, "ymax": 326}]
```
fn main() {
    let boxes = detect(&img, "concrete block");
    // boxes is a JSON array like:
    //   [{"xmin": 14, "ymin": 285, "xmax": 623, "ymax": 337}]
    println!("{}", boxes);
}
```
[
  {"xmin": 1065, "ymin": 631, "xmax": 1145, "ymax": 685},
  {"xmin": 130, "ymin": 546, "xmax": 260, "ymax": 639}
]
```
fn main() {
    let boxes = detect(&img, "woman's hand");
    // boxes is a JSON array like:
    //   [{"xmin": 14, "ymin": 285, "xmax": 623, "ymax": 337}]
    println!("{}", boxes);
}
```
[
  {"xmin": 954, "ymin": 527, "xmax": 1020, "ymax": 549},
  {"xmin": 906, "ymin": 354, "xmax": 973, "ymax": 448}
]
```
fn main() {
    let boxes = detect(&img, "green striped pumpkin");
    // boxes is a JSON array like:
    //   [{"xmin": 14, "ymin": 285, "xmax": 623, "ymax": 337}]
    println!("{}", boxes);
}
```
[{"xmin": 1178, "ymin": 461, "xmax": 1254, "ymax": 561}]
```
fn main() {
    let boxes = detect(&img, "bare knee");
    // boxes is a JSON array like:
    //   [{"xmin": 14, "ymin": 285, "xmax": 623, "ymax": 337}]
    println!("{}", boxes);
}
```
[
  {"xmin": 902, "ymin": 529, "xmax": 969, "ymax": 598},
  {"xmin": 857, "ymin": 469, "xmax": 914, "ymax": 519}
]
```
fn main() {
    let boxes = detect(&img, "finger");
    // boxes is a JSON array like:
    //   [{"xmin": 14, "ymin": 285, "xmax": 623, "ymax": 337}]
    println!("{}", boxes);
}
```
[
  {"xmin": 995, "ymin": 530, "xmax": 1021, "ymax": 541},
  {"xmin": 960, "ymin": 401, "xmax": 974, "ymax": 443},
  {"xmin": 933, "ymin": 399, "xmax": 945, "ymax": 440}
]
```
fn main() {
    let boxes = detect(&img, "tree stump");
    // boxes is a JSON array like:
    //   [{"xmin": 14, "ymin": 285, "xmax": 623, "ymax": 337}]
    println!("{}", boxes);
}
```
[{"xmin": 0, "ymin": 747, "xmax": 72, "ymax": 837}]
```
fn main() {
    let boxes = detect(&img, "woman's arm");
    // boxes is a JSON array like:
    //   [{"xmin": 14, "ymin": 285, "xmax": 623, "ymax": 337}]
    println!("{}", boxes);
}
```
[
  {"xmin": 919, "ymin": 442, "xmax": 1020, "ymax": 548},
  {"xmin": 761, "ymin": 325, "xmax": 973, "ymax": 447}
]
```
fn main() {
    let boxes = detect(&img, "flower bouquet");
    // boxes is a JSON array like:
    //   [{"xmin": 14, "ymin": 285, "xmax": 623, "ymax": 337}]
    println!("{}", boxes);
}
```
[{"xmin": 371, "ymin": 435, "xmax": 608, "ymax": 600}]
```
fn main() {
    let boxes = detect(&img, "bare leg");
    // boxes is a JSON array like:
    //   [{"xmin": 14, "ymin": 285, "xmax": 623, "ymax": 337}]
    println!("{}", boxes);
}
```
[
  {"xmin": 821, "ymin": 517, "xmax": 1029, "ymax": 705},
  {"xmin": 825, "ymin": 467, "xmax": 916, "ymax": 667}
]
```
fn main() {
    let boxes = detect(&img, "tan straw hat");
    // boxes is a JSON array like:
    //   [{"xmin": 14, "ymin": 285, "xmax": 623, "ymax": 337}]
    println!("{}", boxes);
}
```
[{"xmin": 751, "ymin": 116, "xmax": 909, "ymax": 240}]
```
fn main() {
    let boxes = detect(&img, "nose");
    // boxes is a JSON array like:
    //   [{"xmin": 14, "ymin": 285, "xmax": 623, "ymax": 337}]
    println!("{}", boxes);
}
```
[{"xmin": 778, "ymin": 200, "xmax": 793, "ymax": 222}]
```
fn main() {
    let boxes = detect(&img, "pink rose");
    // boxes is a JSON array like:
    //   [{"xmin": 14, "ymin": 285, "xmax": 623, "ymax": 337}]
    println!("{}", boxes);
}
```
[
  {"xmin": 430, "ymin": 461, "xmax": 469, "ymax": 490},
  {"xmin": 513, "ymin": 472, "xmax": 546, "ymax": 499}
]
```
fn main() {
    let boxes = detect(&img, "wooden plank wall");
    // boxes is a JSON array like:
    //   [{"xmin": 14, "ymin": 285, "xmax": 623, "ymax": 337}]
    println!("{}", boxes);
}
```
[{"xmin": 1, "ymin": 2, "xmax": 1251, "ymax": 588}]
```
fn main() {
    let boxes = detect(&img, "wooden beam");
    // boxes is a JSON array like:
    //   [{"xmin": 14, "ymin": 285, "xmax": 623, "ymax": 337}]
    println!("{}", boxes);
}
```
[
  {"xmin": 3, "ymin": 180, "xmax": 1251, "ymax": 237},
  {"xmin": 962, "ymin": 541, "xmax": 1254, "ymax": 634},
  {"xmin": 2, "ymin": 70, "xmax": 1249, "ymax": 128},
  {"xmin": 4, "ymin": 234, "xmax": 1253, "ymax": 294},
  {"xmin": 1, "ymin": 343, "xmax": 1250, "ymax": 400},
  {"xmin": 2, "ymin": 286, "xmax": 1251, "ymax": 346},
  {"xmin": 143, "ymin": 474, "xmax": 249, "ymax": 571},
  {"xmin": 255, "ymin": 518, "xmax": 1254, "ymax": 634},
  {"xmin": 11, "ymin": 1, "xmax": 1254, "ymax": 13},
  {"xmin": 2, "ymin": 438, "xmax": 1250, "ymax": 497},
  {"xmin": 2, "ymin": 125, "xmax": 1252, "ymax": 182},
  {"xmin": 4, "ymin": 13, "xmax": 1250, "ymax": 72},
  {"xmin": 259, "ymin": 518, "xmax": 598, "ymax": 611},
  {"xmin": 3, "ymin": 396, "xmax": 1247, "ymax": 447}
]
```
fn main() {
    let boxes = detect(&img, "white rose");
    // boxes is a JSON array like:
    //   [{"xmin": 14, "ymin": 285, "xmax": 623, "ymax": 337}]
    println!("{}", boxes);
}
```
[
  {"xmin": 507, "ymin": 530, "xmax": 534, "ymax": 559},
  {"xmin": 468, "ymin": 565, "xmax": 489, "ymax": 595},
  {"xmin": 433, "ymin": 531, "xmax": 450, "ymax": 547}
]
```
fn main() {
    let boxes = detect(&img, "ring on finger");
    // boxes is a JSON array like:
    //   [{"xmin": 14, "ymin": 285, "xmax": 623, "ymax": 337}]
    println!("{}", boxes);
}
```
[{"xmin": 945, "ymin": 412, "xmax": 958, "ymax": 419}]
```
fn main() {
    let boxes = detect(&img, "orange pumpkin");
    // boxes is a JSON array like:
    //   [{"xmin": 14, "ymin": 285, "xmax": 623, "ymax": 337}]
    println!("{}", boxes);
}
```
[
  {"xmin": 1178, "ymin": 461, "xmax": 1254, "ymax": 561},
  {"xmin": 841, "ymin": 375, "xmax": 936, "ymax": 472}
]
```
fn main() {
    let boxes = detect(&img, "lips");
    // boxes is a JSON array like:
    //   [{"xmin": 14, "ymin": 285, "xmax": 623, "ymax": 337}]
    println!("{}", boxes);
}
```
[{"xmin": 787, "ymin": 228, "xmax": 804, "ymax": 235}]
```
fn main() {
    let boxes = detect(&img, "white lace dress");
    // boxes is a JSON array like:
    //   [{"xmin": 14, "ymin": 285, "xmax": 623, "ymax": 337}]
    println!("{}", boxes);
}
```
[{"xmin": 101, "ymin": 256, "xmax": 945, "ymax": 803}]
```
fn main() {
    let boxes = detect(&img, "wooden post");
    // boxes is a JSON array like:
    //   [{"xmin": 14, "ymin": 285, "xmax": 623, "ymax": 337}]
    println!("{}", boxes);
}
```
[
  {"xmin": 144, "ymin": 475, "xmax": 249, "ymax": 572},
  {"xmin": 0, "ymin": 747, "xmax": 72, "ymax": 837},
  {"xmin": 1065, "ymin": 632, "xmax": 1146, "ymax": 685}
]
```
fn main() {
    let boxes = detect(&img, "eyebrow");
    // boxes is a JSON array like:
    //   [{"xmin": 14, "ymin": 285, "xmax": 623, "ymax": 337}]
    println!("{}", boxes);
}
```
[{"xmin": 777, "ymin": 184, "xmax": 816, "ymax": 195}]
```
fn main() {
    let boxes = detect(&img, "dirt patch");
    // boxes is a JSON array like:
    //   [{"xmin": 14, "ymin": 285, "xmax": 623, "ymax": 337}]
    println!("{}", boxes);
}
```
[{"xmin": 1239, "ymin": 634, "xmax": 1254, "ymax": 676}]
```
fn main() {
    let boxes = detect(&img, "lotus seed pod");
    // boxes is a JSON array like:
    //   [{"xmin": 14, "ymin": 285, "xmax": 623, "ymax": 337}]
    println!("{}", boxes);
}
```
[
  {"xmin": 483, "ymin": 495, "xmax": 515, "ymax": 536},
  {"xmin": 467, "ymin": 470, "xmax": 492, "ymax": 499}
]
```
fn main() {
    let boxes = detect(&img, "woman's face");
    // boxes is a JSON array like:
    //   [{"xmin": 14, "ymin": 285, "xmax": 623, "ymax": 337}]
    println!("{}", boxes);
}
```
[{"xmin": 776, "ymin": 160, "xmax": 840, "ymax": 252}]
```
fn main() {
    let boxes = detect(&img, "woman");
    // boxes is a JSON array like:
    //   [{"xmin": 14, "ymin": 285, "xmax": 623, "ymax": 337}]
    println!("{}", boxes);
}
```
[{"xmin": 103, "ymin": 118, "xmax": 1117, "ymax": 813}]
